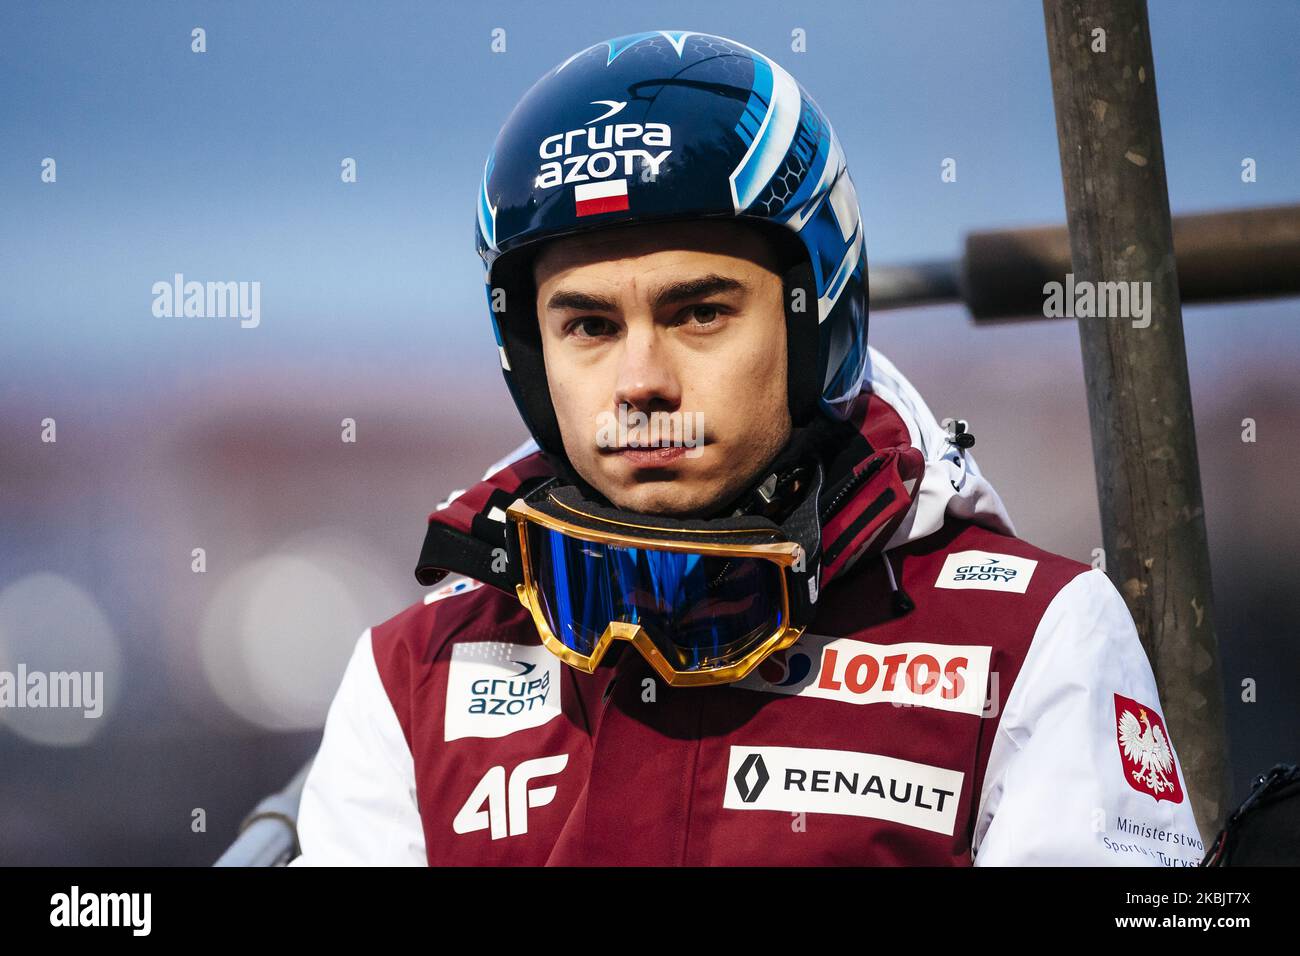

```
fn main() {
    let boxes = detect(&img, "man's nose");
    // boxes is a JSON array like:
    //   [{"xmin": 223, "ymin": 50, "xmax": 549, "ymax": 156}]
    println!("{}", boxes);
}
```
[{"xmin": 612, "ymin": 325, "xmax": 681, "ymax": 413}]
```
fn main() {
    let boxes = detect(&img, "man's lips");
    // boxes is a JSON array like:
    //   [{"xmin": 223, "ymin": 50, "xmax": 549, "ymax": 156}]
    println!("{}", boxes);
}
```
[{"xmin": 610, "ymin": 445, "xmax": 694, "ymax": 466}]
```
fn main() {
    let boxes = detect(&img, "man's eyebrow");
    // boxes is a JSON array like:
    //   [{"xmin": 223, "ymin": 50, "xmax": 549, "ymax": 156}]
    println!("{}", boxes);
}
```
[
  {"xmin": 543, "ymin": 274, "xmax": 747, "ymax": 313},
  {"xmin": 543, "ymin": 289, "xmax": 618, "ymax": 313},
  {"xmin": 649, "ymin": 274, "xmax": 746, "ymax": 310}
]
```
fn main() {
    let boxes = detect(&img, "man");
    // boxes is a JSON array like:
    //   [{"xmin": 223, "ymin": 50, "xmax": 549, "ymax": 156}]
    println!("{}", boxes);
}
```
[{"xmin": 293, "ymin": 30, "xmax": 1204, "ymax": 866}]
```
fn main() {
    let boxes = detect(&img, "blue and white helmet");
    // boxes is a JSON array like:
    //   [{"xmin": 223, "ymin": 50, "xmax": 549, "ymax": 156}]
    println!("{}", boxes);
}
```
[{"xmin": 476, "ymin": 30, "xmax": 869, "ymax": 457}]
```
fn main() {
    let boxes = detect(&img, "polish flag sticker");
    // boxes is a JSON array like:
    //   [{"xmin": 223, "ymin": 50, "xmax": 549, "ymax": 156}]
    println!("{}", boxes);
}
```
[{"xmin": 575, "ymin": 179, "xmax": 629, "ymax": 217}]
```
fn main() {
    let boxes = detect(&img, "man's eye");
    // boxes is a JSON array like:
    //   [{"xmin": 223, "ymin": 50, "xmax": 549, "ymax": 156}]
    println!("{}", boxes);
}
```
[
  {"xmin": 683, "ymin": 304, "xmax": 722, "ymax": 325},
  {"xmin": 570, "ymin": 316, "xmax": 616, "ymax": 338}
]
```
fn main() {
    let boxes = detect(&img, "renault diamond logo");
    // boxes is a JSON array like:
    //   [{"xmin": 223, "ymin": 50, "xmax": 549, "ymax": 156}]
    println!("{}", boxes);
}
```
[{"xmin": 733, "ymin": 752, "xmax": 770, "ymax": 803}]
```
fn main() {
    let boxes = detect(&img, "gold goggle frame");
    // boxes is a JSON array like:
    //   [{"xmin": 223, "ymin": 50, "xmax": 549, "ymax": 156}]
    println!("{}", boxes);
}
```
[{"xmin": 505, "ymin": 496, "xmax": 807, "ymax": 687}]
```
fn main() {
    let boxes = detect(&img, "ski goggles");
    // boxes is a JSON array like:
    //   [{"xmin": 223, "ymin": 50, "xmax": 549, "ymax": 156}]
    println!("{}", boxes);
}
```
[{"xmin": 505, "ymin": 480, "xmax": 821, "ymax": 687}]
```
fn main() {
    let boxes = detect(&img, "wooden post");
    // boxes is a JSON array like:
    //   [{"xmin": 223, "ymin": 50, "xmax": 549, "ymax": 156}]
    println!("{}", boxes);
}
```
[{"xmin": 1042, "ymin": 0, "xmax": 1231, "ymax": 836}]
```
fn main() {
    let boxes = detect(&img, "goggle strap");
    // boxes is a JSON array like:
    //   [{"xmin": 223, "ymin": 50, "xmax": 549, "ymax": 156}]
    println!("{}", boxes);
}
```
[
  {"xmin": 415, "ymin": 480, "xmax": 557, "ymax": 592},
  {"xmin": 414, "ymin": 520, "xmax": 519, "ymax": 592}
]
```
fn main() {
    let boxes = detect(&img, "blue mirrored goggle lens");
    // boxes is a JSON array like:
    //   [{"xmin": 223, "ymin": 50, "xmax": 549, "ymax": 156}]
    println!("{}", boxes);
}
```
[{"xmin": 528, "ymin": 525, "xmax": 785, "ymax": 672}]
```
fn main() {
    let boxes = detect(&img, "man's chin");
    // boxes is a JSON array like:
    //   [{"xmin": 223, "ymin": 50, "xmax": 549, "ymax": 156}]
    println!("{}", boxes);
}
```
[{"xmin": 603, "ymin": 479, "xmax": 729, "ymax": 518}]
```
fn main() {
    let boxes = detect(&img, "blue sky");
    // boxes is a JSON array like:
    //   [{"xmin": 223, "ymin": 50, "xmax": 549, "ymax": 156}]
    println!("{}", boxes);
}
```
[{"xmin": 1, "ymin": 0, "xmax": 1296, "ymax": 385}]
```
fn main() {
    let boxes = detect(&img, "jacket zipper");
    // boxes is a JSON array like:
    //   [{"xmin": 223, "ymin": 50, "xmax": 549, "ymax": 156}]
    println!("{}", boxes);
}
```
[{"xmin": 819, "ymin": 452, "xmax": 887, "ymax": 525}]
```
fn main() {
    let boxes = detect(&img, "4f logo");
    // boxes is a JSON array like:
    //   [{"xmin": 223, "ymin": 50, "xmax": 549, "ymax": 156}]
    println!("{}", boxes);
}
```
[{"xmin": 452, "ymin": 754, "xmax": 569, "ymax": 840}]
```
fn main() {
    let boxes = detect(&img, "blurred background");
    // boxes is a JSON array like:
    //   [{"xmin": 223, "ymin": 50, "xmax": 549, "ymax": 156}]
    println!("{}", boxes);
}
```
[{"xmin": 0, "ymin": 0, "xmax": 1296, "ymax": 864}]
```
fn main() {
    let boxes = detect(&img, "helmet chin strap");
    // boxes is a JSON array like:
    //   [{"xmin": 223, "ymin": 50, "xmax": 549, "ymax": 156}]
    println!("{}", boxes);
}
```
[{"xmin": 711, "ymin": 413, "xmax": 858, "ymax": 521}]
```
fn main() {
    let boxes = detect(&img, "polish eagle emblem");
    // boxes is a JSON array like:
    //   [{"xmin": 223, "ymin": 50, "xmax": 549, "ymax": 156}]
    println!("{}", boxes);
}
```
[{"xmin": 1114, "ymin": 693, "xmax": 1185, "ymax": 803}]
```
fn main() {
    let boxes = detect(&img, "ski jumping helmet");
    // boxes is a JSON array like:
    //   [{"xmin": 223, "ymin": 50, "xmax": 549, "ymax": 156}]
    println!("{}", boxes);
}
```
[{"xmin": 476, "ymin": 30, "xmax": 870, "ymax": 459}]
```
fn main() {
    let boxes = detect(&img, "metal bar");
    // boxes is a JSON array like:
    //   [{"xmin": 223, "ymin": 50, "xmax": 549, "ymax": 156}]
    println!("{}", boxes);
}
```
[
  {"xmin": 213, "ymin": 759, "xmax": 312, "ymax": 867},
  {"xmin": 1042, "ymin": 0, "xmax": 1230, "ymax": 835},
  {"xmin": 868, "ymin": 204, "xmax": 1300, "ymax": 315},
  {"xmin": 868, "ymin": 259, "xmax": 962, "ymax": 311}
]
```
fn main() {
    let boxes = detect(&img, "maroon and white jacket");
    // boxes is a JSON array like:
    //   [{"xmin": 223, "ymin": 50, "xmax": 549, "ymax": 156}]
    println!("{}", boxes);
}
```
[{"xmin": 292, "ymin": 348, "xmax": 1205, "ymax": 866}]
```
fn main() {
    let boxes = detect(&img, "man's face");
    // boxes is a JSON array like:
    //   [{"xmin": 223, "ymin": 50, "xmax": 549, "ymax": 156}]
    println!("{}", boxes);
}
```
[{"xmin": 532, "ymin": 219, "xmax": 792, "ymax": 517}]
